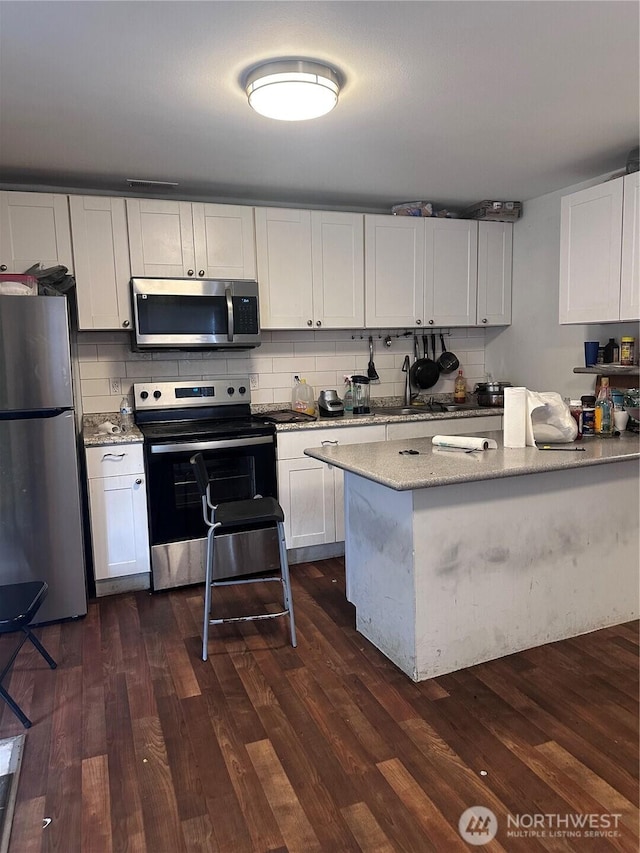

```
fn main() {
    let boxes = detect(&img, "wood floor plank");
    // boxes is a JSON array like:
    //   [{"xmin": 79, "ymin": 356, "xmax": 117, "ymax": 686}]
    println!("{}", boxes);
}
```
[
  {"xmin": 8, "ymin": 795, "xmax": 44, "ymax": 853},
  {"xmin": 340, "ymin": 801, "xmax": 396, "ymax": 853},
  {"xmin": 81, "ymin": 754, "xmax": 112, "ymax": 853}
]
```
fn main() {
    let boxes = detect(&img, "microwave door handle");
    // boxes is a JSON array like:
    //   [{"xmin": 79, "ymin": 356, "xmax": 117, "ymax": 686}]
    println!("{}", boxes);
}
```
[{"xmin": 225, "ymin": 286, "xmax": 234, "ymax": 342}]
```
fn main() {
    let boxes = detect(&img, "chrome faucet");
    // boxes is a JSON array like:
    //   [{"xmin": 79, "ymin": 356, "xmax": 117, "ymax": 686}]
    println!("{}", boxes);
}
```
[{"xmin": 402, "ymin": 355, "xmax": 412, "ymax": 406}]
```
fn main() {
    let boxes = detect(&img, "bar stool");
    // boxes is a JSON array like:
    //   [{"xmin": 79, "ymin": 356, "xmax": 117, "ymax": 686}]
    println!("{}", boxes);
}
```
[
  {"xmin": 190, "ymin": 452, "xmax": 297, "ymax": 661},
  {"xmin": 0, "ymin": 581, "xmax": 57, "ymax": 728}
]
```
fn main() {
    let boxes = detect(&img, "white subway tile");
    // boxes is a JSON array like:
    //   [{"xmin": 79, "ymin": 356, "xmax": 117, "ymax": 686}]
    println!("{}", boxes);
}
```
[
  {"xmin": 80, "ymin": 378, "xmax": 111, "ymax": 396},
  {"xmin": 80, "ymin": 360, "xmax": 126, "ymax": 380}
]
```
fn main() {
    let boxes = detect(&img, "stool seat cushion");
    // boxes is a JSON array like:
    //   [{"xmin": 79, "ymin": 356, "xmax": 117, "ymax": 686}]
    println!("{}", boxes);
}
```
[
  {"xmin": 0, "ymin": 581, "xmax": 48, "ymax": 632},
  {"xmin": 216, "ymin": 497, "xmax": 284, "ymax": 529}
]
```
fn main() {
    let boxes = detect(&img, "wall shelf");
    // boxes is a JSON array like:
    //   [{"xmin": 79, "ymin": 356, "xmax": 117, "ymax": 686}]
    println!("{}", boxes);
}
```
[{"xmin": 573, "ymin": 366, "xmax": 639, "ymax": 375}]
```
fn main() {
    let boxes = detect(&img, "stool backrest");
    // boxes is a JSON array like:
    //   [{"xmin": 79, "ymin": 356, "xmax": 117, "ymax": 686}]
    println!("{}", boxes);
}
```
[{"xmin": 190, "ymin": 452, "xmax": 210, "ymax": 498}]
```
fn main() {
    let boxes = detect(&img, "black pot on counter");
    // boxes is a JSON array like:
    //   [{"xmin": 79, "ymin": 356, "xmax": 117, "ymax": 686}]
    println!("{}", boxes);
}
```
[{"xmin": 474, "ymin": 381, "xmax": 511, "ymax": 407}]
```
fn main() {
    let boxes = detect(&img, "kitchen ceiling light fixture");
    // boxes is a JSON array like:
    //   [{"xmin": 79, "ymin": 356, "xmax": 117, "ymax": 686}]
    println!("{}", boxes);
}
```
[{"xmin": 245, "ymin": 60, "xmax": 340, "ymax": 121}]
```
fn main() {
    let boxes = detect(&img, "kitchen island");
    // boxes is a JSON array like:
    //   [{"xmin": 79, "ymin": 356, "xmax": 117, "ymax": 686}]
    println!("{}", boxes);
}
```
[{"xmin": 304, "ymin": 432, "xmax": 639, "ymax": 681}]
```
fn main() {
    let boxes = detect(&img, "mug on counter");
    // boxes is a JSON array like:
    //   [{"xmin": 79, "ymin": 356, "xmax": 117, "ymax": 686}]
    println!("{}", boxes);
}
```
[{"xmin": 584, "ymin": 341, "xmax": 599, "ymax": 367}]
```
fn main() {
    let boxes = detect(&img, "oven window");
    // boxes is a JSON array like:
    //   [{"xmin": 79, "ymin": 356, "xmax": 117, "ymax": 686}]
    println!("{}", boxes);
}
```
[
  {"xmin": 145, "ymin": 441, "xmax": 276, "ymax": 546},
  {"xmin": 136, "ymin": 294, "xmax": 228, "ymax": 336}
]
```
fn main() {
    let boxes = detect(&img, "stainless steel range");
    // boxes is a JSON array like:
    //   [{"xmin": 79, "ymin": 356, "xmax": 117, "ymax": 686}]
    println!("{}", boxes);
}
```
[{"xmin": 134, "ymin": 378, "xmax": 279, "ymax": 591}]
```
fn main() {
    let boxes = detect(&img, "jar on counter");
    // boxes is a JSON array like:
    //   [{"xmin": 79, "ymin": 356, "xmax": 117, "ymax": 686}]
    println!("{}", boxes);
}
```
[
  {"xmin": 580, "ymin": 395, "xmax": 596, "ymax": 436},
  {"xmin": 569, "ymin": 400, "xmax": 583, "ymax": 438},
  {"xmin": 621, "ymin": 336, "xmax": 635, "ymax": 366}
]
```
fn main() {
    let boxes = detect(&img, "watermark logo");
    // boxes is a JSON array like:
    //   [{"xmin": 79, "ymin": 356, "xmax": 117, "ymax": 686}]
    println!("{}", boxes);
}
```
[{"xmin": 458, "ymin": 807, "xmax": 498, "ymax": 845}]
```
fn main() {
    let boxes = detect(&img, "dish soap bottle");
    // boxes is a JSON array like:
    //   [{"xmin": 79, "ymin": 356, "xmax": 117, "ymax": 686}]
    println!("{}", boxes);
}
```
[
  {"xmin": 119, "ymin": 396, "xmax": 134, "ymax": 432},
  {"xmin": 595, "ymin": 377, "xmax": 614, "ymax": 437},
  {"xmin": 454, "ymin": 369, "xmax": 466, "ymax": 404},
  {"xmin": 343, "ymin": 376, "xmax": 354, "ymax": 413}
]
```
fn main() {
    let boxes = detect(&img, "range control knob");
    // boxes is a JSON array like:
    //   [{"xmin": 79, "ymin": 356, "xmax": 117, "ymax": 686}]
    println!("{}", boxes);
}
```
[
  {"xmin": 153, "ymin": 390, "xmax": 162, "ymax": 400},
  {"xmin": 227, "ymin": 386, "xmax": 235, "ymax": 396},
  {"xmin": 140, "ymin": 391, "xmax": 149, "ymax": 400},
  {"xmin": 238, "ymin": 386, "xmax": 246, "ymax": 395}
]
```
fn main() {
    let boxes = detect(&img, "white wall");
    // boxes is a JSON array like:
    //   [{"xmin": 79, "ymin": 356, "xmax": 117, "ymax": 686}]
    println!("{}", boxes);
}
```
[
  {"xmin": 485, "ymin": 172, "xmax": 639, "ymax": 400},
  {"xmin": 76, "ymin": 327, "xmax": 487, "ymax": 414}
]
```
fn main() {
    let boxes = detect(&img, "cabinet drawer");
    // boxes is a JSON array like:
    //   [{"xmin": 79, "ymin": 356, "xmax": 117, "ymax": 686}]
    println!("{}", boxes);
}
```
[
  {"xmin": 277, "ymin": 424, "xmax": 386, "ymax": 460},
  {"xmin": 86, "ymin": 444, "xmax": 144, "ymax": 479}
]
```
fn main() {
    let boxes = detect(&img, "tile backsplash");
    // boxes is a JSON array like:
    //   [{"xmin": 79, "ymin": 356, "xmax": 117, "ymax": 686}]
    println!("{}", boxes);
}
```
[{"xmin": 76, "ymin": 328, "xmax": 489, "ymax": 414}]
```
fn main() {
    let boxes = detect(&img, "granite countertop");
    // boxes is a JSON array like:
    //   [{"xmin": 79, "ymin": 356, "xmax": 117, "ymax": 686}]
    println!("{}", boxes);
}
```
[
  {"xmin": 82, "ymin": 414, "xmax": 144, "ymax": 447},
  {"xmin": 303, "ymin": 430, "xmax": 640, "ymax": 491},
  {"xmin": 254, "ymin": 405, "xmax": 504, "ymax": 432}
]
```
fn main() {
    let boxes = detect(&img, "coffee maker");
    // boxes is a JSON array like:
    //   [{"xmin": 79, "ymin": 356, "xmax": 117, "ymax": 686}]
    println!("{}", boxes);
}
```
[{"xmin": 350, "ymin": 375, "xmax": 371, "ymax": 414}]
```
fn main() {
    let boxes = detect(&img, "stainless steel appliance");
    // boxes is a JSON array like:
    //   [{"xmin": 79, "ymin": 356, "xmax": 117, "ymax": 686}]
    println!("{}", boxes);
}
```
[
  {"xmin": 131, "ymin": 277, "xmax": 261, "ymax": 350},
  {"xmin": 134, "ymin": 378, "xmax": 279, "ymax": 590},
  {"xmin": 318, "ymin": 390, "xmax": 344, "ymax": 418},
  {"xmin": 350, "ymin": 375, "xmax": 371, "ymax": 415},
  {"xmin": 0, "ymin": 296, "xmax": 87, "ymax": 622}
]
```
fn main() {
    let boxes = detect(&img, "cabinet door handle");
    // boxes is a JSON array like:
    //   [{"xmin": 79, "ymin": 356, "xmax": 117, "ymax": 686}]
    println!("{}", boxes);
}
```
[
  {"xmin": 135, "ymin": 478, "xmax": 143, "ymax": 485},
  {"xmin": 198, "ymin": 270, "xmax": 205, "ymax": 277},
  {"xmin": 482, "ymin": 318, "xmax": 488, "ymax": 323},
  {"xmin": 122, "ymin": 319, "xmax": 130, "ymax": 327},
  {"xmin": 321, "ymin": 440, "xmax": 339, "ymax": 446},
  {"xmin": 307, "ymin": 319, "xmax": 313, "ymax": 326},
  {"xmin": 416, "ymin": 319, "xmax": 422, "ymax": 325},
  {"xmin": 187, "ymin": 269, "xmax": 194, "ymax": 276},
  {"xmin": 101, "ymin": 452, "xmax": 125, "ymax": 460},
  {"xmin": 428, "ymin": 319, "xmax": 434, "ymax": 325},
  {"xmin": 316, "ymin": 320, "xmax": 322, "ymax": 327},
  {"xmin": 0, "ymin": 264, "xmax": 6, "ymax": 272}
]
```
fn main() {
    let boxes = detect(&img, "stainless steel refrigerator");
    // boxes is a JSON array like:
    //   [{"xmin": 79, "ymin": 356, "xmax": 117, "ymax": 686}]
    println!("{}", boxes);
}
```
[{"xmin": 0, "ymin": 295, "xmax": 87, "ymax": 622}]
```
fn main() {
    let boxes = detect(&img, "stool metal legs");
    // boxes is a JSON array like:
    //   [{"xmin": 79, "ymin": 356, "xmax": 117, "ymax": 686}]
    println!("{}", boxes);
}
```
[
  {"xmin": 202, "ymin": 521, "xmax": 297, "ymax": 661},
  {"xmin": 0, "ymin": 627, "xmax": 57, "ymax": 728}
]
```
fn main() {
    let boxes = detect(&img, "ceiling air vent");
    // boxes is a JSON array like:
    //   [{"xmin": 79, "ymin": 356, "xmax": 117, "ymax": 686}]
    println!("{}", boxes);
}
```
[{"xmin": 126, "ymin": 179, "xmax": 179, "ymax": 190}]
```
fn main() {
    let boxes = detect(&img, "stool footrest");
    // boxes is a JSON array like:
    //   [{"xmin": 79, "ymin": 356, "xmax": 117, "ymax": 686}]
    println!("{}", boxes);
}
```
[{"xmin": 208, "ymin": 610, "xmax": 289, "ymax": 626}]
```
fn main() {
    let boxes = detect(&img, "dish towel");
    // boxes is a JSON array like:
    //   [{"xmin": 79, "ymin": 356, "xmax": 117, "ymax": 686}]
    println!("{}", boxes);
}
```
[{"xmin": 431, "ymin": 435, "xmax": 498, "ymax": 451}]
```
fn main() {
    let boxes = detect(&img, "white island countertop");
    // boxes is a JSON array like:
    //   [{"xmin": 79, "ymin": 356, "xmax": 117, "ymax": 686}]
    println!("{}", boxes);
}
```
[{"xmin": 304, "ymin": 430, "xmax": 640, "ymax": 490}]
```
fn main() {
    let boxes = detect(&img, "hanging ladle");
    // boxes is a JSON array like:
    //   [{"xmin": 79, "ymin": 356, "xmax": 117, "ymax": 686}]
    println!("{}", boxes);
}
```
[{"xmin": 367, "ymin": 336, "xmax": 380, "ymax": 380}]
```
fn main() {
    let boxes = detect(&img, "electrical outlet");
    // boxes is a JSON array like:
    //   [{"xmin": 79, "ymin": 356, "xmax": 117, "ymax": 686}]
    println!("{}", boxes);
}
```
[
  {"xmin": 249, "ymin": 373, "xmax": 259, "ymax": 390},
  {"xmin": 110, "ymin": 379, "xmax": 121, "ymax": 395}
]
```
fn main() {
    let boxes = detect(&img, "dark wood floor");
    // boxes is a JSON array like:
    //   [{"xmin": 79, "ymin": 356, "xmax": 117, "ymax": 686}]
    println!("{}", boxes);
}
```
[{"xmin": 1, "ymin": 558, "xmax": 638, "ymax": 852}]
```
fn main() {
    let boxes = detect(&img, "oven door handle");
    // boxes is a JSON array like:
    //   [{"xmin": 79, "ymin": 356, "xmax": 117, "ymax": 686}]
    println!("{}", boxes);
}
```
[
  {"xmin": 226, "ymin": 286, "xmax": 234, "ymax": 342},
  {"xmin": 149, "ymin": 435, "xmax": 274, "ymax": 454}
]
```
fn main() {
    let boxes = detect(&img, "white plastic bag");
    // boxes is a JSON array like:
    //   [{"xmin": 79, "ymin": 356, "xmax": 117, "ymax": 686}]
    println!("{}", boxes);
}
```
[{"xmin": 525, "ymin": 391, "xmax": 578, "ymax": 445}]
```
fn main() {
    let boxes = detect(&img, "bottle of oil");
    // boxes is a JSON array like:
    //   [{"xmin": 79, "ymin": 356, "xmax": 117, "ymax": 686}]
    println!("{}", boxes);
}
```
[
  {"xmin": 454, "ymin": 369, "xmax": 466, "ymax": 404},
  {"xmin": 595, "ymin": 377, "xmax": 614, "ymax": 437}
]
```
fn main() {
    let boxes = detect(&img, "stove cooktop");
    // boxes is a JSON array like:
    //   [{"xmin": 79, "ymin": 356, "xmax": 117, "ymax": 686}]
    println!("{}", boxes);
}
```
[{"xmin": 138, "ymin": 416, "xmax": 275, "ymax": 442}]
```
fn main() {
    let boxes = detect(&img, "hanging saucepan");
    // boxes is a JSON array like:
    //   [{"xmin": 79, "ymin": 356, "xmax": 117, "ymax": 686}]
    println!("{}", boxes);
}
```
[
  {"xmin": 410, "ymin": 335, "xmax": 440, "ymax": 390},
  {"xmin": 437, "ymin": 333, "xmax": 460, "ymax": 374}
]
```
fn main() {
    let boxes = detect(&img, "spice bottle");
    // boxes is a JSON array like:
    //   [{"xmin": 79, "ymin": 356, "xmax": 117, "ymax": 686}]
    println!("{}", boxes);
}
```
[
  {"xmin": 580, "ymin": 395, "xmax": 596, "ymax": 436},
  {"xmin": 621, "ymin": 337, "xmax": 635, "ymax": 366},
  {"xmin": 603, "ymin": 338, "xmax": 620, "ymax": 364},
  {"xmin": 454, "ymin": 369, "xmax": 466, "ymax": 403},
  {"xmin": 595, "ymin": 378, "xmax": 614, "ymax": 437},
  {"xmin": 569, "ymin": 400, "xmax": 583, "ymax": 439}
]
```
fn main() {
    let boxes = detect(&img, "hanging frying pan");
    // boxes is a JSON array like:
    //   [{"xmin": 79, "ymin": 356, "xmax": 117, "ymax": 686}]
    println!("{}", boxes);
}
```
[
  {"xmin": 437, "ymin": 333, "xmax": 460, "ymax": 373},
  {"xmin": 410, "ymin": 334, "xmax": 440, "ymax": 390}
]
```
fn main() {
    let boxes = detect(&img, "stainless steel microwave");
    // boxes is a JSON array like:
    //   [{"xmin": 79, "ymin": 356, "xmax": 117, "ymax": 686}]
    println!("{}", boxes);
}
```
[{"xmin": 131, "ymin": 278, "xmax": 261, "ymax": 350}]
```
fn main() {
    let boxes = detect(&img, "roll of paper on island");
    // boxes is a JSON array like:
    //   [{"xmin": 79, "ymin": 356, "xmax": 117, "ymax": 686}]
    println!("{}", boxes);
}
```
[{"xmin": 503, "ymin": 386, "xmax": 527, "ymax": 447}]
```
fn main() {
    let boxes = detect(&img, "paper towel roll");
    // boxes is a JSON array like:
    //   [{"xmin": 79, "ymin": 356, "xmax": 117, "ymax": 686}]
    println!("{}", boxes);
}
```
[
  {"xmin": 431, "ymin": 435, "xmax": 497, "ymax": 451},
  {"xmin": 503, "ymin": 386, "xmax": 527, "ymax": 448}
]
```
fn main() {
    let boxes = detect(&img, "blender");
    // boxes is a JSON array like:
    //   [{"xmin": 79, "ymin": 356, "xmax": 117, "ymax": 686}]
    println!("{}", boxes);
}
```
[{"xmin": 350, "ymin": 375, "xmax": 371, "ymax": 415}]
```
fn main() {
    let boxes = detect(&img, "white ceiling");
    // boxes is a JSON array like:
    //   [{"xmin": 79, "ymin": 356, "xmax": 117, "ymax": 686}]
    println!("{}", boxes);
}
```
[{"xmin": 1, "ymin": 1, "xmax": 638, "ymax": 212}]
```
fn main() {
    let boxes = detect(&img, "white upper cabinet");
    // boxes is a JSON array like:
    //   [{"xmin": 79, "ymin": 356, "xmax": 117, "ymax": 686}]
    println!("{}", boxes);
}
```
[
  {"xmin": 477, "ymin": 221, "xmax": 513, "ymax": 325},
  {"xmin": 127, "ymin": 199, "xmax": 256, "ymax": 279},
  {"xmin": 620, "ymin": 172, "xmax": 640, "ymax": 321},
  {"xmin": 559, "ymin": 176, "xmax": 631, "ymax": 323},
  {"xmin": 364, "ymin": 215, "xmax": 424, "ymax": 327},
  {"xmin": 70, "ymin": 196, "xmax": 132, "ymax": 330},
  {"xmin": 256, "ymin": 207, "xmax": 364, "ymax": 329},
  {"xmin": 424, "ymin": 218, "xmax": 478, "ymax": 326},
  {"xmin": 0, "ymin": 191, "xmax": 73, "ymax": 273},
  {"xmin": 365, "ymin": 215, "xmax": 485, "ymax": 328}
]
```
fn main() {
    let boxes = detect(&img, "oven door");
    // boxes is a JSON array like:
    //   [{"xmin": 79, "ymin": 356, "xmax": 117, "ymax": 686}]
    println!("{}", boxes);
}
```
[{"xmin": 144, "ymin": 434, "xmax": 279, "ymax": 590}]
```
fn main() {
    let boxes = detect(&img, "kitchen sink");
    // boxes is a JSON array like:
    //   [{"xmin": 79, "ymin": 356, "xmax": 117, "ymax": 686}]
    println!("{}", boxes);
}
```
[{"xmin": 372, "ymin": 406, "xmax": 424, "ymax": 415}]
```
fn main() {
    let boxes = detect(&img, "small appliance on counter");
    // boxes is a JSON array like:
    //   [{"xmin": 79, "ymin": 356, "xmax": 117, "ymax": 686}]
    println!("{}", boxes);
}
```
[
  {"xmin": 351, "ymin": 375, "xmax": 371, "ymax": 414},
  {"xmin": 318, "ymin": 389, "xmax": 345, "ymax": 418}
]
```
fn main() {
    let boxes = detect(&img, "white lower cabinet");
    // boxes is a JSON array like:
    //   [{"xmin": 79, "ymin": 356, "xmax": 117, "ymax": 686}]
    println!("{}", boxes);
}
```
[
  {"xmin": 386, "ymin": 414, "xmax": 502, "ymax": 440},
  {"xmin": 277, "ymin": 425, "xmax": 386, "ymax": 548},
  {"xmin": 85, "ymin": 444, "xmax": 150, "ymax": 581}
]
